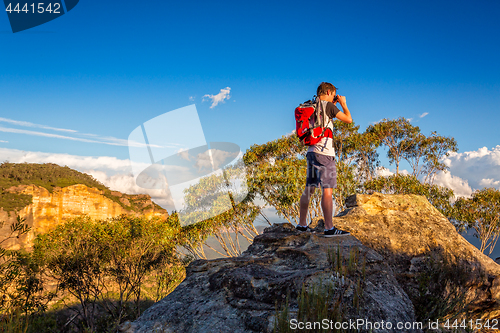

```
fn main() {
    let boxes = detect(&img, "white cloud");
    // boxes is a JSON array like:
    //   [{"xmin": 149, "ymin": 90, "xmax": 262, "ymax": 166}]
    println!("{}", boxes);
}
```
[
  {"xmin": 177, "ymin": 148, "xmax": 191, "ymax": 161},
  {"xmin": 194, "ymin": 151, "xmax": 213, "ymax": 172},
  {"xmin": 209, "ymin": 149, "xmax": 236, "ymax": 170},
  {"xmin": 189, "ymin": 96, "xmax": 195, "ymax": 101},
  {"xmin": 0, "ymin": 117, "xmax": 77, "ymax": 133},
  {"xmin": 374, "ymin": 166, "xmax": 472, "ymax": 198},
  {"xmin": 86, "ymin": 170, "xmax": 145, "ymax": 193},
  {"xmin": 0, "ymin": 147, "xmax": 134, "ymax": 174},
  {"xmin": 479, "ymin": 178, "xmax": 500, "ymax": 187},
  {"xmin": 375, "ymin": 166, "xmax": 394, "ymax": 177},
  {"xmin": 419, "ymin": 112, "xmax": 429, "ymax": 118},
  {"xmin": 442, "ymin": 145, "xmax": 500, "ymax": 191},
  {"xmin": 86, "ymin": 170, "xmax": 174, "ymax": 209},
  {"xmin": 433, "ymin": 171, "xmax": 473, "ymax": 198},
  {"xmin": 374, "ymin": 167, "xmax": 410, "ymax": 177},
  {"xmin": 370, "ymin": 119, "xmax": 384, "ymax": 125},
  {"xmin": 0, "ymin": 117, "xmax": 165, "ymax": 148},
  {"xmin": 203, "ymin": 87, "xmax": 231, "ymax": 109},
  {"xmin": 407, "ymin": 118, "xmax": 413, "ymax": 122},
  {"xmin": 0, "ymin": 126, "xmax": 111, "ymax": 144},
  {"xmin": 0, "ymin": 140, "xmax": 8, "ymax": 143},
  {"xmin": 194, "ymin": 148, "xmax": 236, "ymax": 172}
]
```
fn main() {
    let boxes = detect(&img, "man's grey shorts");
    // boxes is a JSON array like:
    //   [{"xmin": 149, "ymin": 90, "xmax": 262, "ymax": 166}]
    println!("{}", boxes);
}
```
[{"xmin": 306, "ymin": 152, "xmax": 337, "ymax": 188}]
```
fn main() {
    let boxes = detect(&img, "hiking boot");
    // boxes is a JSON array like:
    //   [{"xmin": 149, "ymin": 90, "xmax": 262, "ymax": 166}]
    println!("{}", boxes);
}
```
[
  {"xmin": 324, "ymin": 227, "xmax": 350, "ymax": 237},
  {"xmin": 295, "ymin": 224, "xmax": 310, "ymax": 232}
]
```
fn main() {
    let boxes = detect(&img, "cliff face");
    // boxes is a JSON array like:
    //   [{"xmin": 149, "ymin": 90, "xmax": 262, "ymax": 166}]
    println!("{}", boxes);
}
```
[
  {"xmin": 123, "ymin": 193, "xmax": 500, "ymax": 333},
  {"xmin": 0, "ymin": 184, "xmax": 168, "ymax": 250}
]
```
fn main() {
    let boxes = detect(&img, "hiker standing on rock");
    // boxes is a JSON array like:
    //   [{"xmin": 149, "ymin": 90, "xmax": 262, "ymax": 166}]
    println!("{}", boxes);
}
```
[{"xmin": 294, "ymin": 82, "xmax": 352, "ymax": 237}]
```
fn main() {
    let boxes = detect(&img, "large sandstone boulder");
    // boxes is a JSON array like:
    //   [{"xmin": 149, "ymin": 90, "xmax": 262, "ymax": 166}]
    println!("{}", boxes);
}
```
[
  {"xmin": 337, "ymin": 193, "xmax": 500, "ymax": 319},
  {"xmin": 123, "ymin": 193, "xmax": 500, "ymax": 333}
]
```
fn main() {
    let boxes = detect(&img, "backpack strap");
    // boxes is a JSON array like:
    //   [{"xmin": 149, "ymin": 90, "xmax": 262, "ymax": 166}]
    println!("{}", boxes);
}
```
[
  {"xmin": 315, "ymin": 98, "xmax": 325, "ymax": 128},
  {"xmin": 315, "ymin": 98, "xmax": 334, "ymax": 139}
]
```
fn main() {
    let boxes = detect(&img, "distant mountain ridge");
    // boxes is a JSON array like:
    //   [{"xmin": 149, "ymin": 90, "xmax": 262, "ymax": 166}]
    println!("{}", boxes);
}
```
[
  {"xmin": 0, "ymin": 162, "xmax": 168, "ymax": 250},
  {"xmin": 1, "ymin": 162, "xmax": 121, "ymax": 211}
]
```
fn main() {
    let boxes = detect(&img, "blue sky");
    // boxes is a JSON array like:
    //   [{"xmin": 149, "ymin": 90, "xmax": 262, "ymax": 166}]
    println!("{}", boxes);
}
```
[{"xmin": 0, "ymin": 1, "xmax": 499, "ymax": 211}]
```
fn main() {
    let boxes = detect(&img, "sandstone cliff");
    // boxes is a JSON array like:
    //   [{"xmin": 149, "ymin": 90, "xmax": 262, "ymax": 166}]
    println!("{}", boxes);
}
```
[
  {"xmin": 0, "ymin": 184, "xmax": 168, "ymax": 250},
  {"xmin": 123, "ymin": 193, "xmax": 500, "ymax": 333}
]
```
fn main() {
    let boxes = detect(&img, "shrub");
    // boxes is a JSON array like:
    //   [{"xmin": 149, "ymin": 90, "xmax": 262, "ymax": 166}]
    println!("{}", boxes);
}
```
[{"xmin": 34, "ymin": 215, "xmax": 185, "ymax": 332}]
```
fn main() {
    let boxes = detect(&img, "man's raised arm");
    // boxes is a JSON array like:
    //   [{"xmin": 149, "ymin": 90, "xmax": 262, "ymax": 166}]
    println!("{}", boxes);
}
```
[{"xmin": 335, "ymin": 95, "xmax": 352, "ymax": 124}]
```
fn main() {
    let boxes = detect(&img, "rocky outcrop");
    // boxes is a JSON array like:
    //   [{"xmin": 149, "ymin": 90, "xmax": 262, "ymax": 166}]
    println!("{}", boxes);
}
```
[
  {"xmin": 337, "ymin": 193, "xmax": 500, "ymax": 319},
  {"xmin": 122, "ymin": 224, "xmax": 420, "ymax": 333},
  {"xmin": 123, "ymin": 193, "xmax": 500, "ymax": 333},
  {"xmin": 0, "ymin": 184, "xmax": 168, "ymax": 250}
]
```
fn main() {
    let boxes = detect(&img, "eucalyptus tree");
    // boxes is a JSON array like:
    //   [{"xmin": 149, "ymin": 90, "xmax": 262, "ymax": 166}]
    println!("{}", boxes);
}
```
[
  {"xmin": 35, "ymin": 215, "xmax": 183, "ymax": 331},
  {"xmin": 331, "ymin": 121, "xmax": 380, "ymax": 183},
  {"xmin": 420, "ymin": 132, "xmax": 458, "ymax": 184},
  {"xmin": 367, "ymin": 118, "xmax": 458, "ymax": 185},
  {"xmin": 452, "ymin": 188, "xmax": 500, "ymax": 255},
  {"xmin": 243, "ymin": 134, "xmax": 312, "ymax": 225},
  {"xmin": 366, "ymin": 117, "xmax": 420, "ymax": 175},
  {"xmin": 0, "ymin": 216, "xmax": 48, "ymax": 330}
]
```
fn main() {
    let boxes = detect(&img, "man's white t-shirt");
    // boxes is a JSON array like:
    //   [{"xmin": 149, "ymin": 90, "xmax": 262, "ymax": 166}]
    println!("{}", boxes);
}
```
[{"xmin": 307, "ymin": 100, "xmax": 340, "ymax": 157}]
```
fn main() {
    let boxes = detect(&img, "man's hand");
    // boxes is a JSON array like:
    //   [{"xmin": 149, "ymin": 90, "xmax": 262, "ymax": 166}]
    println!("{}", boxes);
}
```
[
  {"xmin": 336, "ymin": 95, "xmax": 347, "ymax": 108},
  {"xmin": 334, "ymin": 95, "xmax": 352, "ymax": 124}
]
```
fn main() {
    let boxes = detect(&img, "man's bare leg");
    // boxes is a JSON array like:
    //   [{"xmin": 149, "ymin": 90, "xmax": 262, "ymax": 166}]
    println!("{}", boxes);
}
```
[
  {"xmin": 322, "ymin": 187, "xmax": 334, "ymax": 230},
  {"xmin": 298, "ymin": 186, "xmax": 315, "ymax": 227}
]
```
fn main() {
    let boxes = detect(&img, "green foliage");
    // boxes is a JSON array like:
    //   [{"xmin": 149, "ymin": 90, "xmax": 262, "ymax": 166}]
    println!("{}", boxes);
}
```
[
  {"xmin": 0, "ymin": 162, "xmax": 108, "ymax": 193},
  {"xmin": 244, "ymin": 135, "xmax": 325, "ymax": 223},
  {"xmin": 0, "ymin": 216, "xmax": 53, "ymax": 332},
  {"xmin": 243, "ymin": 122, "xmax": 457, "ymax": 223},
  {"xmin": 366, "ymin": 118, "xmax": 457, "ymax": 182},
  {"xmin": 366, "ymin": 117, "xmax": 420, "ymax": 175},
  {"xmin": 178, "ymin": 187, "xmax": 260, "ymax": 259},
  {"xmin": 34, "ymin": 215, "xmax": 185, "ymax": 332},
  {"xmin": 273, "ymin": 293, "xmax": 292, "ymax": 333},
  {"xmin": 0, "ymin": 192, "xmax": 32, "ymax": 214},
  {"xmin": 363, "ymin": 174, "xmax": 455, "ymax": 216},
  {"xmin": 0, "ymin": 250, "xmax": 50, "ymax": 316},
  {"xmin": 452, "ymin": 188, "xmax": 500, "ymax": 255},
  {"xmin": 334, "ymin": 161, "xmax": 359, "ymax": 212},
  {"xmin": 331, "ymin": 121, "xmax": 380, "ymax": 183},
  {"xmin": 0, "ymin": 216, "xmax": 31, "ymax": 250},
  {"xmin": 244, "ymin": 133, "xmax": 306, "ymax": 165},
  {"xmin": 242, "ymin": 118, "xmax": 460, "ymax": 224},
  {"xmin": 328, "ymin": 245, "xmax": 365, "ymax": 279},
  {"xmin": 0, "ymin": 309, "xmax": 30, "ymax": 333},
  {"xmin": 405, "ymin": 131, "xmax": 458, "ymax": 183},
  {"xmin": 170, "ymin": 135, "xmax": 293, "ymax": 259}
]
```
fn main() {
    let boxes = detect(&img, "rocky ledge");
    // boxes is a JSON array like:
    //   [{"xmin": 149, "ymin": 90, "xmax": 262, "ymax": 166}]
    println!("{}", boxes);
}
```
[{"xmin": 122, "ymin": 193, "xmax": 500, "ymax": 333}]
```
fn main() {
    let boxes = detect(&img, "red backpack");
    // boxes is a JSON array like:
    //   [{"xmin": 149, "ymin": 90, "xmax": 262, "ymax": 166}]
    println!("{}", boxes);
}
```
[{"xmin": 295, "ymin": 98, "xmax": 333, "ymax": 145}]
